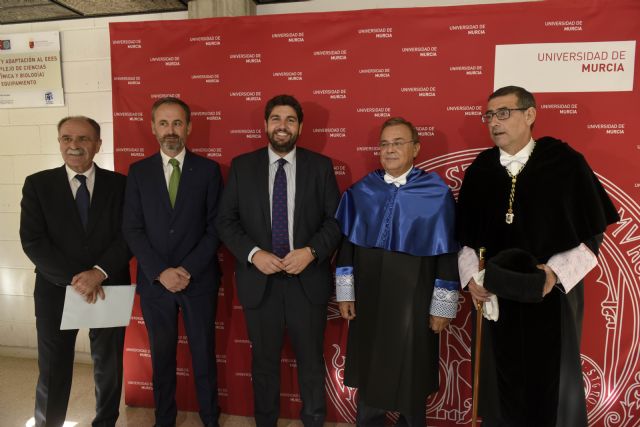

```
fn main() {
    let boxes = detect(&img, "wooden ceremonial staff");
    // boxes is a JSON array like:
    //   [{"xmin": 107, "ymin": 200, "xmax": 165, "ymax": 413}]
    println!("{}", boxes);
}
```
[{"xmin": 472, "ymin": 247, "xmax": 486, "ymax": 427}]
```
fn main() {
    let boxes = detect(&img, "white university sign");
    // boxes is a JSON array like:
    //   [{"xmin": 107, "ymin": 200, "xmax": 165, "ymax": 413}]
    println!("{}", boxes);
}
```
[{"xmin": 494, "ymin": 40, "xmax": 636, "ymax": 93}]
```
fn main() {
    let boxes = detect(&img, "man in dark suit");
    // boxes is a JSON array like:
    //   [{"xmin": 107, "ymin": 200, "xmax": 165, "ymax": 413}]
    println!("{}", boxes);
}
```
[
  {"xmin": 122, "ymin": 97, "xmax": 223, "ymax": 427},
  {"xmin": 20, "ymin": 116, "xmax": 131, "ymax": 427},
  {"xmin": 216, "ymin": 94, "xmax": 341, "ymax": 427}
]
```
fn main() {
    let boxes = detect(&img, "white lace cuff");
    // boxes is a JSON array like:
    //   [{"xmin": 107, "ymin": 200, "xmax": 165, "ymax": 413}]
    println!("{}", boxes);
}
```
[
  {"xmin": 546, "ymin": 243, "xmax": 598, "ymax": 293},
  {"xmin": 429, "ymin": 279, "xmax": 459, "ymax": 318},
  {"xmin": 336, "ymin": 266, "xmax": 355, "ymax": 301}
]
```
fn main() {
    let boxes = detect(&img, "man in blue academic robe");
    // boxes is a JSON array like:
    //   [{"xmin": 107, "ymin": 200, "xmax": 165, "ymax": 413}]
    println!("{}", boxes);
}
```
[{"xmin": 335, "ymin": 117, "xmax": 460, "ymax": 427}]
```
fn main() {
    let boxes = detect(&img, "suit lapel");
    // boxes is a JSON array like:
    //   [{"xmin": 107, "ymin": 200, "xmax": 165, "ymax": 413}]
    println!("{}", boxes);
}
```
[
  {"xmin": 172, "ymin": 151, "xmax": 194, "ymax": 216},
  {"xmin": 85, "ymin": 165, "xmax": 106, "ymax": 235},
  {"xmin": 57, "ymin": 165, "xmax": 86, "ymax": 234},
  {"xmin": 150, "ymin": 153, "xmax": 173, "ymax": 214},
  {"xmin": 293, "ymin": 147, "xmax": 308, "ymax": 239},
  {"xmin": 257, "ymin": 148, "xmax": 272, "ymax": 234}
]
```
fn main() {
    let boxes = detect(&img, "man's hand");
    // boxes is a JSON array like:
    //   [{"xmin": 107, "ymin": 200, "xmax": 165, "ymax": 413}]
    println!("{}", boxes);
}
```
[
  {"xmin": 429, "ymin": 315, "xmax": 451, "ymax": 333},
  {"xmin": 537, "ymin": 264, "xmax": 558, "ymax": 297},
  {"xmin": 468, "ymin": 277, "xmax": 493, "ymax": 306},
  {"xmin": 282, "ymin": 247, "xmax": 315, "ymax": 275},
  {"xmin": 252, "ymin": 250, "xmax": 286, "ymax": 275},
  {"xmin": 339, "ymin": 301, "xmax": 356, "ymax": 320},
  {"xmin": 71, "ymin": 268, "xmax": 106, "ymax": 304},
  {"xmin": 84, "ymin": 287, "xmax": 105, "ymax": 304},
  {"xmin": 158, "ymin": 267, "xmax": 190, "ymax": 293},
  {"xmin": 176, "ymin": 266, "xmax": 191, "ymax": 279}
]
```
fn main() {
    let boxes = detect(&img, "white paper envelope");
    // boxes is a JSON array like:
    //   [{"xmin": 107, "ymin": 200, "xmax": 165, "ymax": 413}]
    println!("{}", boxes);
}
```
[{"xmin": 60, "ymin": 285, "xmax": 136, "ymax": 330}]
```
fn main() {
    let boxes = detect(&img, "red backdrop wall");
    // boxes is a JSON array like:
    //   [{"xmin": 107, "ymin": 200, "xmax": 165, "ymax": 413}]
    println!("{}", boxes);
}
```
[{"xmin": 110, "ymin": 1, "xmax": 640, "ymax": 425}]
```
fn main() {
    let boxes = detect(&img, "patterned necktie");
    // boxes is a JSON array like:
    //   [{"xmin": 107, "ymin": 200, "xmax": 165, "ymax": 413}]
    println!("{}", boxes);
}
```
[
  {"xmin": 168, "ymin": 158, "xmax": 181, "ymax": 208},
  {"xmin": 271, "ymin": 158, "xmax": 290, "ymax": 258},
  {"xmin": 75, "ymin": 174, "xmax": 90, "ymax": 229}
]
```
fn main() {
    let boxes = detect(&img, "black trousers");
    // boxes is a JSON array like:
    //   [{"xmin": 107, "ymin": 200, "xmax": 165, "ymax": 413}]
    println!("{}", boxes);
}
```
[
  {"xmin": 244, "ymin": 275, "xmax": 327, "ymax": 427},
  {"xmin": 34, "ymin": 317, "xmax": 125, "ymax": 427},
  {"xmin": 356, "ymin": 395, "xmax": 427, "ymax": 427},
  {"xmin": 140, "ymin": 291, "xmax": 219, "ymax": 427}
]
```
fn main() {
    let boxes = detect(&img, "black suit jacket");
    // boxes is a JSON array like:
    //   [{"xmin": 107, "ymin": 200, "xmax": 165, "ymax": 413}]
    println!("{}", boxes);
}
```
[
  {"xmin": 122, "ymin": 151, "xmax": 223, "ymax": 298},
  {"xmin": 20, "ymin": 165, "xmax": 131, "ymax": 319},
  {"xmin": 216, "ymin": 147, "xmax": 341, "ymax": 308}
]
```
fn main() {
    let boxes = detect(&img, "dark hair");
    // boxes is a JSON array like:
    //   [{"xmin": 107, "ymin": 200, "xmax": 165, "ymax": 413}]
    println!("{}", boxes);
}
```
[
  {"xmin": 264, "ymin": 94, "xmax": 303, "ymax": 123},
  {"xmin": 57, "ymin": 116, "xmax": 101, "ymax": 139},
  {"xmin": 489, "ymin": 86, "xmax": 536, "ymax": 109},
  {"xmin": 380, "ymin": 117, "xmax": 420, "ymax": 144},
  {"xmin": 151, "ymin": 97, "xmax": 191, "ymax": 124}
]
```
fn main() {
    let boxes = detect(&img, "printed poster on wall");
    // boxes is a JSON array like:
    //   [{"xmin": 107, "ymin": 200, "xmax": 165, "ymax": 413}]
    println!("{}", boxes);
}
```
[{"xmin": 0, "ymin": 31, "xmax": 64, "ymax": 108}]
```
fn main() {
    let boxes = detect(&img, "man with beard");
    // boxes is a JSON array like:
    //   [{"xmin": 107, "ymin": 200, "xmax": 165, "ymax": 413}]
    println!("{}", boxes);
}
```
[
  {"xmin": 217, "ymin": 94, "xmax": 341, "ymax": 427},
  {"xmin": 123, "ymin": 97, "xmax": 224, "ymax": 427},
  {"xmin": 457, "ymin": 86, "xmax": 618, "ymax": 427},
  {"xmin": 20, "ymin": 116, "xmax": 131, "ymax": 427}
]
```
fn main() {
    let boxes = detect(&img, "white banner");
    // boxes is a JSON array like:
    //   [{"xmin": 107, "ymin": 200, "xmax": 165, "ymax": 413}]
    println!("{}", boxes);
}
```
[
  {"xmin": 494, "ymin": 40, "xmax": 636, "ymax": 93},
  {"xmin": 0, "ymin": 31, "xmax": 64, "ymax": 108}
]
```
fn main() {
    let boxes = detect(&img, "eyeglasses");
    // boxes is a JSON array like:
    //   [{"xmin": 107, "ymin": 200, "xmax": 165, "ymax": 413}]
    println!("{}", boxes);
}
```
[
  {"xmin": 481, "ymin": 108, "xmax": 528, "ymax": 123},
  {"xmin": 379, "ymin": 140, "xmax": 414, "ymax": 150},
  {"xmin": 58, "ymin": 136, "xmax": 95, "ymax": 144}
]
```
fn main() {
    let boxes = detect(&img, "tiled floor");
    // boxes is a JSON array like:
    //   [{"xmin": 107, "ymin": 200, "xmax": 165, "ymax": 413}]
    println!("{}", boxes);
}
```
[{"xmin": 0, "ymin": 355, "xmax": 352, "ymax": 427}]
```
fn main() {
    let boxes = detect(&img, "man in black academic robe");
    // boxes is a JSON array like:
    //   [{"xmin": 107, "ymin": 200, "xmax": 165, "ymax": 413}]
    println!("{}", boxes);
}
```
[
  {"xmin": 457, "ymin": 86, "xmax": 619, "ymax": 427},
  {"xmin": 336, "ymin": 117, "xmax": 460, "ymax": 427}
]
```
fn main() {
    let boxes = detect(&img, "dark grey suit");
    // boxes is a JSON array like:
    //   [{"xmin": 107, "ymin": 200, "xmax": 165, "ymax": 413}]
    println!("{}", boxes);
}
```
[
  {"xmin": 123, "ymin": 150, "xmax": 223, "ymax": 427},
  {"xmin": 20, "ymin": 164, "xmax": 131, "ymax": 427},
  {"xmin": 216, "ymin": 146, "xmax": 341, "ymax": 427}
]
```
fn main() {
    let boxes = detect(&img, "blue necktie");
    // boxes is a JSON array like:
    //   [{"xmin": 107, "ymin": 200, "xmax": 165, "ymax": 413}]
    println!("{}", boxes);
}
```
[
  {"xmin": 75, "ymin": 174, "xmax": 90, "ymax": 229},
  {"xmin": 272, "ymin": 158, "xmax": 290, "ymax": 258}
]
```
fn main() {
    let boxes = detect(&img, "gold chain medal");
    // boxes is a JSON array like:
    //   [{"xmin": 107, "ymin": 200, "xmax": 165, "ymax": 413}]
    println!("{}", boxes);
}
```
[
  {"xmin": 505, "ymin": 173, "xmax": 516, "ymax": 224},
  {"xmin": 504, "ymin": 141, "xmax": 535, "ymax": 225}
]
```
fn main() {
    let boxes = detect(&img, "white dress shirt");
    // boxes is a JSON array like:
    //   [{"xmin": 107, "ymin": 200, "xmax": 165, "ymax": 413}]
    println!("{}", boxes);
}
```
[
  {"xmin": 160, "ymin": 148, "xmax": 186, "ymax": 189},
  {"xmin": 65, "ymin": 163, "xmax": 96, "ymax": 200},
  {"xmin": 65, "ymin": 163, "xmax": 107, "ymax": 279},
  {"xmin": 248, "ymin": 147, "xmax": 297, "ymax": 262}
]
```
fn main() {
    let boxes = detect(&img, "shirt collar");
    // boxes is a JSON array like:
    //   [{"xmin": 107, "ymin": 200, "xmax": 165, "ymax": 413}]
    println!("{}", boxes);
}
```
[
  {"xmin": 268, "ymin": 146, "xmax": 296, "ymax": 165},
  {"xmin": 160, "ymin": 147, "xmax": 186, "ymax": 166},
  {"xmin": 65, "ymin": 163, "xmax": 95, "ymax": 182},
  {"xmin": 499, "ymin": 137, "xmax": 535, "ymax": 162},
  {"xmin": 384, "ymin": 166, "xmax": 413, "ymax": 187}
]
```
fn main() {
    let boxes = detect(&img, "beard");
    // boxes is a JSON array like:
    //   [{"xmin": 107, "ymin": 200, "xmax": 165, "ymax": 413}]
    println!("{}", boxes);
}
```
[
  {"xmin": 268, "ymin": 129, "xmax": 298, "ymax": 154},
  {"xmin": 159, "ymin": 134, "xmax": 185, "ymax": 154}
]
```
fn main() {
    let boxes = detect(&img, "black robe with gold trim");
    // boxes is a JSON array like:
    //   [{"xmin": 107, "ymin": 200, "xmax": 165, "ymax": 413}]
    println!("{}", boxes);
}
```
[{"xmin": 457, "ymin": 136, "xmax": 619, "ymax": 427}]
